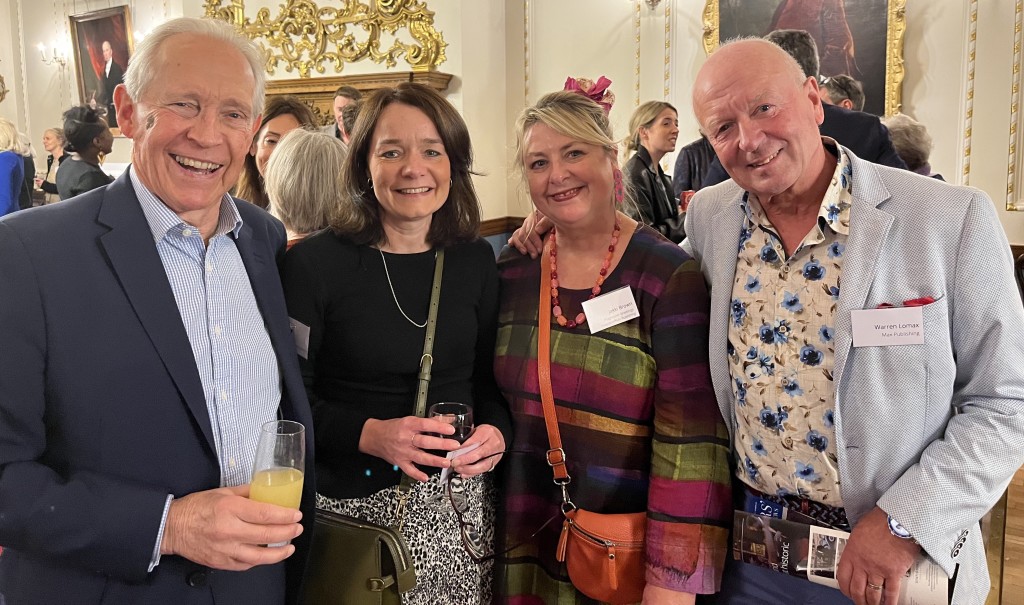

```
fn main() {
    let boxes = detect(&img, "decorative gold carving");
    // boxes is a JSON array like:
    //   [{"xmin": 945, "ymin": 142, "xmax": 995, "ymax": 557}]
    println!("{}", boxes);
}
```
[
  {"xmin": 266, "ymin": 71, "xmax": 452, "ymax": 126},
  {"xmin": 0, "ymin": 73, "xmax": 7, "ymax": 104},
  {"xmin": 1007, "ymin": 0, "xmax": 1023, "ymax": 210},
  {"xmin": 204, "ymin": 0, "xmax": 448, "ymax": 78},
  {"xmin": 700, "ymin": 0, "xmax": 907, "ymax": 116}
]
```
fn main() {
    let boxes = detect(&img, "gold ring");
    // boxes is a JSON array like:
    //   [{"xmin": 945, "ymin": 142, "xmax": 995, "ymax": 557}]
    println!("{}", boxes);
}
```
[{"xmin": 866, "ymin": 582, "xmax": 883, "ymax": 591}]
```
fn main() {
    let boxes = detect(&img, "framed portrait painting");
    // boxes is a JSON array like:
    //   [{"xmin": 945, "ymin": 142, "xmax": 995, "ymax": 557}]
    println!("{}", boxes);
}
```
[
  {"xmin": 69, "ymin": 6, "xmax": 134, "ymax": 132},
  {"xmin": 702, "ymin": 0, "xmax": 906, "ymax": 116}
]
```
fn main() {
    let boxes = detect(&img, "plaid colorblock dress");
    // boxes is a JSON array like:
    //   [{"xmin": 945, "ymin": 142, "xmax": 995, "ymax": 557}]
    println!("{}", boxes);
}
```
[{"xmin": 493, "ymin": 225, "xmax": 731, "ymax": 603}]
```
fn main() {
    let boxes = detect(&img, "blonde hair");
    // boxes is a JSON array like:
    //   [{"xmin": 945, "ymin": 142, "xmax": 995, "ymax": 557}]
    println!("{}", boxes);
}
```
[
  {"xmin": 625, "ymin": 101, "xmax": 676, "ymax": 154},
  {"xmin": 0, "ymin": 119, "xmax": 18, "ymax": 152},
  {"xmin": 514, "ymin": 91, "xmax": 617, "ymax": 179},
  {"xmin": 265, "ymin": 129, "xmax": 343, "ymax": 236}
]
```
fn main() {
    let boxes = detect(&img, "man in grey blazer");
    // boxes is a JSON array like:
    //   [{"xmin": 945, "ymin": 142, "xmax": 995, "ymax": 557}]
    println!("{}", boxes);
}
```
[
  {"xmin": 320, "ymin": 84, "xmax": 361, "ymax": 142},
  {"xmin": 685, "ymin": 39, "xmax": 1024, "ymax": 605}
]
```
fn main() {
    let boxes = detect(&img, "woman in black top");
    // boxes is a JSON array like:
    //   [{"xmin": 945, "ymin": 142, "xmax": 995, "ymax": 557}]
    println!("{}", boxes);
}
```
[
  {"xmin": 623, "ymin": 101, "xmax": 685, "ymax": 242},
  {"xmin": 281, "ymin": 83, "xmax": 511, "ymax": 605},
  {"xmin": 56, "ymin": 106, "xmax": 113, "ymax": 201}
]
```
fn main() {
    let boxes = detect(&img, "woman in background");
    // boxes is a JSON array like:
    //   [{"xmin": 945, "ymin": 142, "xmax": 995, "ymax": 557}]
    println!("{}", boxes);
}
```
[
  {"xmin": 265, "ymin": 129, "xmax": 343, "ymax": 249},
  {"xmin": 38, "ymin": 127, "xmax": 68, "ymax": 204},
  {"xmin": 494, "ymin": 90, "xmax": 730, "ymax": 604},
  {"xmin": 0, "ymin": 118, "xmax": 25, "ymax": 218},
  {"xmin": 624, "ymin": 101, "xmax": 685, "ymax": 243},
  {"xmin": 281, "ymin": 82, "xmax": 511, "ymax": 604},
  {"xmin": 235, "ymin": 95, "xmax": 317, "ymax": 209},
  {"xmin": 56, "ymin": 106, "xmax": 113, "ymax": 200}
]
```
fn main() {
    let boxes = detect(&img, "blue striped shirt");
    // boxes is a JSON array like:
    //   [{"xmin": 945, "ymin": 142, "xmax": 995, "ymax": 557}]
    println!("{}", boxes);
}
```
[{"xmin": 131, "ymin": 168, "xmax": 281, "ymax": 487}]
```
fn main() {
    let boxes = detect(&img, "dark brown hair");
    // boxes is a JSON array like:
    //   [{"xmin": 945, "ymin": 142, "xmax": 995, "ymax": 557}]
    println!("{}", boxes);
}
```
[
  {"xmin": 235, "ymin": 95, "xmax": 317, "ymax": 209},
  {"xmin": 334, "ymin": 82, "xmax": 480, "ymax": 248}
]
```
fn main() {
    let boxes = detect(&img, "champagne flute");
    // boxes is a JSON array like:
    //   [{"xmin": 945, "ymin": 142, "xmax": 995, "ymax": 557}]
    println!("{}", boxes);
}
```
[
  {"xmin": 428, "ymin": 402, "xmax": 474, "ymax": 443},
  {"xmin": 250, "ymin": 420, "xmax": 305, "ymax": 513}
]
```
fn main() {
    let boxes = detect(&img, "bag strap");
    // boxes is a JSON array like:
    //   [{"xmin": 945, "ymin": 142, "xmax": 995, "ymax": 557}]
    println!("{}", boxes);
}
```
[
  {"xmin": 537, "ymin": 238, "xmax": 575, "ymax": 510},
  {"xmin": 395, "ymin": 248, "xmax": 445, "ymax": 525}
]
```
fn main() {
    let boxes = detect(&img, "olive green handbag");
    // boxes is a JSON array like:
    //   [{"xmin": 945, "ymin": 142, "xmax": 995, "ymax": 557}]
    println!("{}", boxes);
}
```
[{"xmin": 303, "ymin": 249, "xmax": 444, "ymax": 604}]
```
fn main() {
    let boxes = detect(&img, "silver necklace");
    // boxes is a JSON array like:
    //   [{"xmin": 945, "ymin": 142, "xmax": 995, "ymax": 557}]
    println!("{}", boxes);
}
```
[{"xmin": 379, "ymin": 248, "xmax": 430, "ymax": 328}]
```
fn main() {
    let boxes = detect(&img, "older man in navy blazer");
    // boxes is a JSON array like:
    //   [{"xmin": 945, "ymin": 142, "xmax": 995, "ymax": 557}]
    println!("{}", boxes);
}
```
[
  {"xmin": 685, "ymin": 39, "xmax": 1024, "ymax": 605},
  {"xmin": 0, "ymin": 18, "xmax": 314, "ymax": 605}
]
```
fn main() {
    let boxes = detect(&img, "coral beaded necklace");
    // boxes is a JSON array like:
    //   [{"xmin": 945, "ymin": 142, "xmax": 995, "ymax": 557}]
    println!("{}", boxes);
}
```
[{"xmin": 548, "ymin": 220, "xmax": 621, "ymax": 329}]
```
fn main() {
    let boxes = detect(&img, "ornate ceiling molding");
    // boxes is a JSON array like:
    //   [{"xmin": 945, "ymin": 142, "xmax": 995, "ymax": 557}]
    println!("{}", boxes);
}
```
[{"xmin": 203, "ymin": 0, "xmax": 448, "ymax": 78}]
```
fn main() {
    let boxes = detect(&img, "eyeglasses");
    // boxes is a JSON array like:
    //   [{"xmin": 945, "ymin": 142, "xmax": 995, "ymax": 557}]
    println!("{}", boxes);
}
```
[{"xmin": 444, "ymin": 450, "xmax": 562, "ymax": 564}]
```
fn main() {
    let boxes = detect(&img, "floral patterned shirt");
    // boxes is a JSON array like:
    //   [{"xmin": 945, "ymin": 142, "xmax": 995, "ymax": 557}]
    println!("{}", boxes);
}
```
[{"xmin": 728, "ymin": 144, "xmax": 852, "ymax": 505}]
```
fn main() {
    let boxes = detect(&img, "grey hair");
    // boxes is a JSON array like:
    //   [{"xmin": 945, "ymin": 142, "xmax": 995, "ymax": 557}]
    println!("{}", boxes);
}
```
[
  {"xmin": 123, "ymin": 17, "xmax": 266, "ymax": 119},
  {"xmin": 265, "ymin": 128, "xmax": 343, "ymax": 235},
  {"xmin": 881, "ymin": 113, "xmax": 933, "ymax": 172},
  {"xmin": 766, "ymin": 29, "xmax": 819, "ymax": 79}
]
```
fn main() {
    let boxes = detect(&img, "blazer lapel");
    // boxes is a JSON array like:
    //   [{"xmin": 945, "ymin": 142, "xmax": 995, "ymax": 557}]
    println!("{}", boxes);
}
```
[
  {"xmin": 97, "ymin": 174, "xmax": 217, "ymax": 454},
  {"xmin": 832, "ymin": 157, "xmax": 894, "ymax": 392},
  {"xmin": 707, "ymin": 195, "xmax": 746, "ymax": 438}
]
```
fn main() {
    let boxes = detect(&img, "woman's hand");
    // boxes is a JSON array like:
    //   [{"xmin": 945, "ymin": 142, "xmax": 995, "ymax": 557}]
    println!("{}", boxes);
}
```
[
  {"xmin": 450, "ymin": 424, "xmax": 506, "ymax": 478},
  {"xmin": 358, "ymin": 416, "xmax": 463, "ymax": 482}
]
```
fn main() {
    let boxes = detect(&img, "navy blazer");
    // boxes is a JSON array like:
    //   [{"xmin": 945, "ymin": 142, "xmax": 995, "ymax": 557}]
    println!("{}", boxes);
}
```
[
  {"xmin": 702, "ymin": 103, "xmax": 908, "ymax": 188},
  {"xmin": 0, "ymin": 171, "xmax": 315, "ymax": 604}
]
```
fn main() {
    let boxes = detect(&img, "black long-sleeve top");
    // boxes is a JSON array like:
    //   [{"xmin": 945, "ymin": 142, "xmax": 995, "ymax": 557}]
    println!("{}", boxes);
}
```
[{"xmin": 281, "ymin": 230, "xmax": 512, "ymax": 499}]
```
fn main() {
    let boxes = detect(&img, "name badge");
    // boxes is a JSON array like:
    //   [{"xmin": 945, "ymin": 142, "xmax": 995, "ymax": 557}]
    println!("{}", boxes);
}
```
[
  {"xmin": 581, "ymin": 285, "xmax": 640, "ymax": 334},
  {"xmin": 289, "ymin": 318, "xmax": 310, "ymax": 359},
  {"xmin": 850, "ymin": 306, "xmax": 925, "ymax": 347}
]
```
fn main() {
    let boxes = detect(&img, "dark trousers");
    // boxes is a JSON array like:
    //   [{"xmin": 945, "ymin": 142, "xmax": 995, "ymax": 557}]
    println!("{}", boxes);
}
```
[{"xmin": 699, "ymin": 555, "xmax": 854, "ymax": 605}]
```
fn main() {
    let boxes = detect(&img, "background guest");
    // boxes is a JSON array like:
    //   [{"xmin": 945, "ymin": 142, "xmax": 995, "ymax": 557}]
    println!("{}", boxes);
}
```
[
  {"xmin": 672, "ymin": 134, "xmax": 717, "ymax": 196},
  {"xmin": 321, "ymin": 84, "xmax": 361, "ymax": 140},
  {"xmin": 339, "ymin": 101, "xmax": 360, "ymax": 146},
  {"xmin": 281, "ymin": 82, "xmax": 511, "ymax": 605},
  {"xmin": 235, "ymin": 95, "xmax": 317, "ymax": 209},
  {"xmin": 15, "ymin": 132, "xmax": 36, "ymax": 210},
  {"xmin": 820, "ymin": 74, "xmax": 865, "ymax": 111},
  {"xmin": 265, "ymin": 129, "xmax": 343, "ymax": 248},
  {"xmin": 38, "ymin": 127, "xmax": 67, "ymax": 204},
  {"xmin": 495, "ymin": 89, "xmax": 730, "ymax": 604},
  {"xmin": 0, "ymin": 118, "xmax": 25, "ymax": 218},
  {"xmin": 624, "ymin": 100, "xmax": 685, "ymax": 242},
  {"xmin": 882, "ymin": 113, "xmax": 944, "ymax": 180},
  {"xmin": 56, "ymin": 105, "xmax": 113, "ymax": 200}
]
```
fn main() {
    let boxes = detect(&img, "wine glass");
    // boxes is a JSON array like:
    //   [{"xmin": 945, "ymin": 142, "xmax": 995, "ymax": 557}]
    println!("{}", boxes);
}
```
[
  {"xmin": 428, "ymin": 402, "xmax": 474, "ymax": 444},
  {"xmin": 250, "ymin": 420, "xmax": 305, "ymax": 511}
]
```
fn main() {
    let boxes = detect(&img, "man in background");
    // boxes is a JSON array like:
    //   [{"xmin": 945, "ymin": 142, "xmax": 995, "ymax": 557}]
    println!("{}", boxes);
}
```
[
  {"xmin": 686, "ymin": 38, "xmax": 1024, "ymax": 605},
  {"xmin": 97, "ymin": 40, "xmax": 124, "ymax": 128},
  {"xmin": 321, "ymin": 84, "xmax": 361, "ymax": 140},
  {"xmin": 0, "ymin": 17, "xmax": 314, "ymax": 604}
]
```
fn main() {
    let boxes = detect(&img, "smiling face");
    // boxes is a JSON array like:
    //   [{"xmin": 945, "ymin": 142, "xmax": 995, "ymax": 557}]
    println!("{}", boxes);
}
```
[
  {"xmin": 253, "ymin": 113, "xmax": 302, "ymax": 177},
  {"xmin": 640, "ymin": 107, "xmax": 679, "ymax": 157},
  {"xmin": 368, "ymin": 102, "xmax": 451, "ymax": 230},
  {"xmin": 694, "ymin": 40, "xmax": 827, "ymax": 204},
  {"xmin": 522, "ymin": 122, "xmax": 616, "ymax": 230},
  {"xmin": 115, "ymin": 33, "xmax": 260, "ymax": 231}
]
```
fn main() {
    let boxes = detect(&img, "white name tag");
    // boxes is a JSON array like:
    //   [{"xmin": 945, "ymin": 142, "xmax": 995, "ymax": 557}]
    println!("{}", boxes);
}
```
[
  {"xmin": 288, "ymin": 318, "xmax": 310, "ymax": 359},
  {"xmin": 581, "ymin": 285, "xmax": 640, "ymax": 334},
  {"xmin": 850, "ymin": 306, "xmax": 925, "ymax": 347}
]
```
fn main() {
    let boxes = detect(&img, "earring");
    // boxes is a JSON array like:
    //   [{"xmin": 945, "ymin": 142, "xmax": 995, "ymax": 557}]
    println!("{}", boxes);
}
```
[
  {"xmin": 367, "ymin": 177, "xmax": 373, "ymax": 190},
  {"xmin": 612, "ymin": 167, "xmax": 624, "ymax": 206}
]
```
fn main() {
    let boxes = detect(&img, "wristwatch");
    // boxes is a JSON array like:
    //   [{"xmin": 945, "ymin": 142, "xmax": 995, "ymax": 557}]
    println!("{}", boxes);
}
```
[{"xmin": 887, "ymin": 514, "xmax": 914, "ymax": 540}]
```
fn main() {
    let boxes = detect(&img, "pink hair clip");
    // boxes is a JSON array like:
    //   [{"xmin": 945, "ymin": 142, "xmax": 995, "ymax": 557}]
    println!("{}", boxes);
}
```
[{"xmin": 563, "ymin": 76, "xmax": 615, "ymax": 114}]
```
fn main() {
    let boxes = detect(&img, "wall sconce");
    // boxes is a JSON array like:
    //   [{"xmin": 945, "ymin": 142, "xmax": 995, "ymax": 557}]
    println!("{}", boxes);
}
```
[{"xmin": 37, "ymin": 43, "xmax": 68, "ymax": 67}]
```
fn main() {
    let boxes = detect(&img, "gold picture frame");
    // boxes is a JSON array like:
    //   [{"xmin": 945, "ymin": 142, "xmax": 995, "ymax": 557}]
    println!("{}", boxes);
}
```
[
  {"xmin": 69, "ymin": 6, "xmax": 134, "ymax": 133},
  {"xmin": 701, "ymin": 0, "xmax": 906, "ymax": 116}
]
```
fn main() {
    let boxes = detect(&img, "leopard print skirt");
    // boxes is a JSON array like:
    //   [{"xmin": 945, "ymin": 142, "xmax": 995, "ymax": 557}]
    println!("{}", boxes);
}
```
[{"xmin": 316, "ymin": 472, "xmax": 495, "ymax": 605}]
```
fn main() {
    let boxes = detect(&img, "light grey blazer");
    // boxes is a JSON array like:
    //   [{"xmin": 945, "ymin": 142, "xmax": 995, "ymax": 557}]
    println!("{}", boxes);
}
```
[{"xmin": 683, "ymin": 149, "xmax": 1024, "ymax": 604}]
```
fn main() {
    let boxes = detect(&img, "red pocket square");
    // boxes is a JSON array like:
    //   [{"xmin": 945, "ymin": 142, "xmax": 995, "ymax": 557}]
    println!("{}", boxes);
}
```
[{"xmin": 876, "ymin": 296, "xmax": 935, "ymax": 309}]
